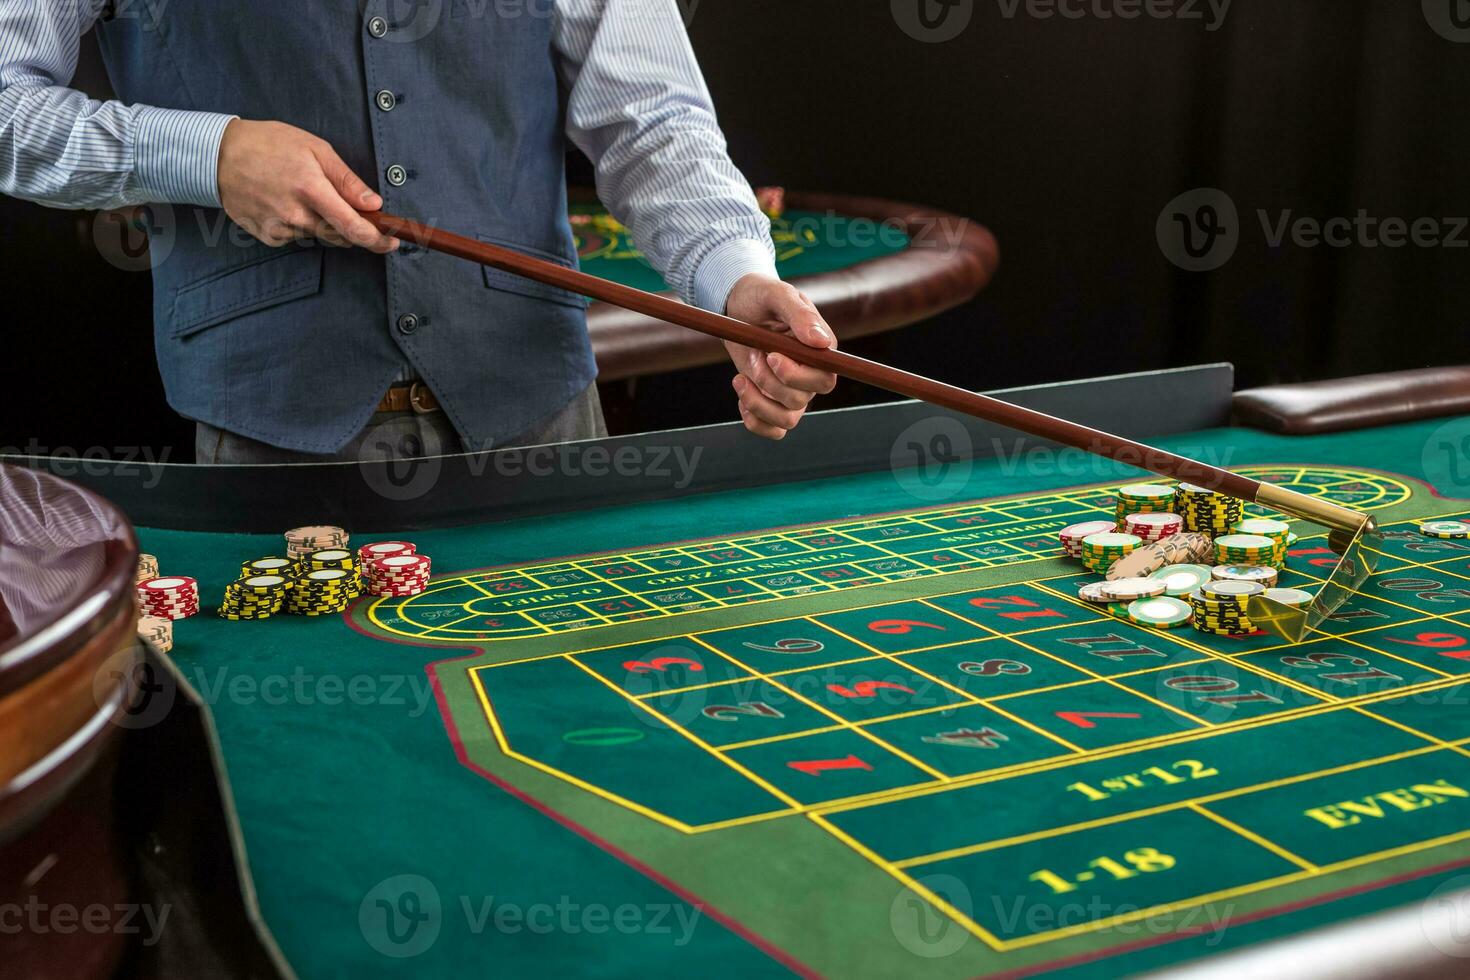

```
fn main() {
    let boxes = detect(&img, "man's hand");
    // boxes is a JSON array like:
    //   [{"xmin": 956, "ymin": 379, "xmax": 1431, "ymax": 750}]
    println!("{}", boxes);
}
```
[
  {"xmin": 723, "ymin": 275, "xmax": 839, "ymax": 441},
  {"xmin": 217, "ymin": 120, "xmax": 399, "ymax": 253}
]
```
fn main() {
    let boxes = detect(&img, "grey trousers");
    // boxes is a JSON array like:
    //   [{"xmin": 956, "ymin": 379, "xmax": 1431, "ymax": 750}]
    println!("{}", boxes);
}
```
[{"xmin": 195, "ymin": 383, "xmax": 607, "ymax": 464}]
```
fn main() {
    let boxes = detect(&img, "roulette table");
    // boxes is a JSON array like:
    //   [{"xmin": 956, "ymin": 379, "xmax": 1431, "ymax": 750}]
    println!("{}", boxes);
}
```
[{"xmin": 8, "ymin": 364, "xmax": 1470, "ymax": 978}]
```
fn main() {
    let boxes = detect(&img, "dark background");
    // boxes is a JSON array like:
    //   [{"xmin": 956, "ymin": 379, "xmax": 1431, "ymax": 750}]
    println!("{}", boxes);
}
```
[{"xmin": 5, "ymin": 0, "xmax": 1468, "ymax": 459}]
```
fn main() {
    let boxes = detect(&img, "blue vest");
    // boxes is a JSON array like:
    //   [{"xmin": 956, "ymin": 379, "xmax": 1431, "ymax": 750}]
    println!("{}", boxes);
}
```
[{"xmin": 96, "ymin": 1, "xmax": 596, "ymax": 453}]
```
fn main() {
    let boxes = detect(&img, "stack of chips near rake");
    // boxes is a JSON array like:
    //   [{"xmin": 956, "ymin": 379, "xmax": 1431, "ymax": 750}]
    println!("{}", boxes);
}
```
[
  {"xmin": 1115, "ymin": 484, "xmax": 1176, "ymax": 527},
  {"xmin": 1121, "ymin": 511, "xmax": 1183, "ymax": 543},
  {"xmin": 1217, "ymin": 518, "xmax": 1294, "ymax": 568},
  {"xmin": 1173, "ymin": 483, "xmax": 1243, "ymax": 535},
  {"xmin": 1079, "ymin": 532, "xmax": 1142, "ymax": 575}
]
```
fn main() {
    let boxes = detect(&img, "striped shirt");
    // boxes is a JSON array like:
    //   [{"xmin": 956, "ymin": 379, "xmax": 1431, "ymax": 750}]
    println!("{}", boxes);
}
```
[{"xmin": 0, "ymin": 0, "xmax": 777, "ymax": 314}]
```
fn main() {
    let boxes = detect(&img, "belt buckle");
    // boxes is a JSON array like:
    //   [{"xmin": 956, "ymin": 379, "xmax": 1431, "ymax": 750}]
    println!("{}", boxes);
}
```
[{"xmin": 407, "ymin": 381, "xmax": 434, "ymax": 415}]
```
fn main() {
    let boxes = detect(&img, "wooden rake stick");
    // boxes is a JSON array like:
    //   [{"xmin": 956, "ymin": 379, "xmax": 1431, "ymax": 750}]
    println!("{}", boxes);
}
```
[{"xmin": 363, "ymin": 210, "xmax": 1373, "ymax": 537}]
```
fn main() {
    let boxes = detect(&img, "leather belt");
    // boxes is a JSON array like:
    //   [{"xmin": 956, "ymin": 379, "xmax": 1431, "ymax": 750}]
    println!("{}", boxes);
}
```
[{"xmin": 377, "ymin": 381, "xmax": 441, "ymax": 415}]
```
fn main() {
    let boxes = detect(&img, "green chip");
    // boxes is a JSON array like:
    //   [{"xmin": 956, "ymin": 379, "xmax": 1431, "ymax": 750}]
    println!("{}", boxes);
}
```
[
  {"xmin": 1150, "ymin": 563, "xmax": 1212, "ymax": 596},
  {"xmin": 1263, "ymin": 587, "xmax": 1314, "ymax": 608},
  {"xmin": 1083, "ymin": 532, "xmax": 1143, "ymax": 550},
  {"xmin": 1420, "ymin": 520, "xmax": 1470, "ymax": 539},
  {"xmin": 1119, "ymin": 484, "xmax": 1176, "ymax": 501},
  {"xmin": 1126, "ymin": 596, "xmax": 1192, "ymax": 628}
]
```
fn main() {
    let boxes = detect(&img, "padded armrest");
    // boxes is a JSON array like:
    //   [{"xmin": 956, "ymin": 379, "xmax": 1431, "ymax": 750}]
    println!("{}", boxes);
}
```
[{"xmin": 1233, "ymin": 367, "xmax": 1470, "ymax": 435}]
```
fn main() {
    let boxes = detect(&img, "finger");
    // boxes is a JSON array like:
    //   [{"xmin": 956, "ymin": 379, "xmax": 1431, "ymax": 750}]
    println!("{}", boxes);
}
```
[
  {"xmin": 315, "ymin": 142, "xmax": 382, "ymax": 211},
  {"xmin": 765, "ymin": 352, "xmax": 838, "ymax": 395},
  {"xmin": 304, "ymin": 179, "xmax": 399, "ymax": 254},
  {"xmin": 742, "ymin": 353, "xmax": 814, "ymax": 411},
  {"xmin": 735, "ymin": 376, "xmax": 802, "ymax": 431},
  {"xmin": 768, "ymin": 288, "xmax": 836, "ymax": 350},
  {"xmin": 738, "ymin": 401, "xmax": 786, "ymax": 440},
  {"xmin": 311, "ymin": 145, "xmax": 399, "ymax": 252}
]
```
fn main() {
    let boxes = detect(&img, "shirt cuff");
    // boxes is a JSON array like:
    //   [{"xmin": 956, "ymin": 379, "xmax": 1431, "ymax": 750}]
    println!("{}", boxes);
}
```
[
  {"xmin": 133, "ymin": 106, "xmax": 237, "ymax": 208},
  {"xmin": 691, "ymin": 238, "xmax": 779, "ymax": 314}
]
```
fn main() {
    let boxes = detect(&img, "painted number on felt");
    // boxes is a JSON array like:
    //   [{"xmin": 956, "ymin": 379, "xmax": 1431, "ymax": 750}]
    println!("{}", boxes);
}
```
[
  {"xmin": 1066, "ymin": 759, "xmax": 1219, "ymax": 802},
  {"xmin": 1029, "ymin": 848, "xmax": 1177, "ymax": 895}
]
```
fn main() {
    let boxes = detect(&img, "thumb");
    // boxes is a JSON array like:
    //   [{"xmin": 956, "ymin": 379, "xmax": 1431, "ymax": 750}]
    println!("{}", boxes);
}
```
[
  {"xmin": 316, "ymin": 144, "xmax": 381, "ymax": 211},
  {"xmin": 771, "ymin": 288, "xmax": 837, "ymax": 350}
]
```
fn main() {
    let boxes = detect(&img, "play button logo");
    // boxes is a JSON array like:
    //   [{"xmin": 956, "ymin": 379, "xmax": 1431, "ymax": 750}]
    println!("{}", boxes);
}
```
[
  {"xmin": 893, "ymin": 0, "xmax": 974, "ymax": 43},
  {"xmin": 1424, "ymin": 0, "xmax": 1470, "ymax": 42}
]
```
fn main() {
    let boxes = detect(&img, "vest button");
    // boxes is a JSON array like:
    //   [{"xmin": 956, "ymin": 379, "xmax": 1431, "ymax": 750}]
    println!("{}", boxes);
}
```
[
  {"xmin": 376, "ymin": 90, "xmax": 398, "ymax": 112},
  {"xmin": 367, "ymin": 16, "xmax": 389, "ymax": 38},
  {"xmin": 397, "ymin": 313, "xmax": 420, "ymax": 335},
  {"xmin": 386, "ymin": 165, "xmax": 408, "ymax": 187}
]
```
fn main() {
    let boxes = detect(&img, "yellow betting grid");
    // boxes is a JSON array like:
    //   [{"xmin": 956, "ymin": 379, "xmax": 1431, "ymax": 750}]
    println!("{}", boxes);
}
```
[
  {"xmin": 454, "ymin": 500, "xmax": 1470, "ymax": 952},
  {"xmin": 368, "ymin": 466, "xmax": 1411, "ymax": 642}
]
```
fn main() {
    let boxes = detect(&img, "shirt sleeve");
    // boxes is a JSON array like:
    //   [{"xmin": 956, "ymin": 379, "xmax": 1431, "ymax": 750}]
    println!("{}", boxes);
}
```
[
  {"xmin": 0, "ymin": 0, "xmax": 235, "ymax": 210},
  {"xmin": 554, "ymin": 0, "xmax": 778, "ymax": 314}
]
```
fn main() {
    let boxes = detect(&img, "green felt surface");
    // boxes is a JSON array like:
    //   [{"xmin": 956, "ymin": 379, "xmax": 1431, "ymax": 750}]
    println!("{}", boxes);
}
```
[
  {"xmin": 136, "ymin": 414, "xmax": 1470, "ymax": 977},
  {"xmin": 571, "ymin": 206, "xmax": 911, "ymax": 293}
]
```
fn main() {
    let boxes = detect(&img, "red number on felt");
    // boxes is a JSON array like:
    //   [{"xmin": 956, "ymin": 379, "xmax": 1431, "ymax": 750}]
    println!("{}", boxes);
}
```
[
  {"xmin": 1055, "ymin": 711, "xmax": 1142, "ymax": 729},
  {"xmin": 826, "ymin": 681, "xmax": 915, "ymax": 699},
  {"xmin": 867, "ymin": 619, "xmax": 945, "ymax": 634},
  {"xmin": 787, "ymin": 754, "xmax": 873, "ymax": 776},
  {"xmin": 1289, "ymin": 546, "xmax": 1342, "ymax": 569},
  {"xmin": 968, "ymin": 595, "xmax": 1066, "ymax": 621},
  {"xmin": 1388, "ymin": 631, "xmax": 1470, "ymax": 660},
  {"xmin": 622, "ymin": 656, "xmax": 703, "ymax": 674}
]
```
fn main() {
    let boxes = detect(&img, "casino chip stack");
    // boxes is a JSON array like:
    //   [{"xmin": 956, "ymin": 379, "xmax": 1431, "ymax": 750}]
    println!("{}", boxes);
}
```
[
  {"xmin": 287, "ymin": 569, "xmax": 358, "ymax": 615},
  {"xmin": 1058, "ymin": 521, "xmax": 1115, "ymax": 559},
  {"xmin": 1079, "ymin": 532, "xmax": 1142, "ymax": 575},
  {"xmin": 1214, "ymin": 533, "xmax": 1285, "ymax": 570},
  {"xmin": 1213, "ymin": 564, "xmax": 1279, "ymax": 588},
  {"xmin": 242, "ymin": 556, "xmax": 298, "ymax": 579},
  {"xmin": 1150, "ymin": 563, "xmax": 1213, "ymax": 596},
  {"xmin": 1173, "ymin": 483, "xmax": 1244, "ymax": 535},
  {"xmin": 285, "ymin": 525, "xmax": 349, "ymax": 561},
  {"xmin": 136, "ymin": 615, "xmax": 173, "ymax": 653},
  {"xmin": 1188, "ymin": 580, "xmax": 1263, "ymax": 635},
  {"xmin": 1421, "ymin": 520, "xmax": 1470, "ymax": 539},
  {"xmin": 364, "ymin": 553, "xmax": 432, "ymax": 597},
  {"xmin": 219, "ymin": 574, "xmax": 290, "ymax": 620},
  {"xmin": 1122, "ymin": 512, "xmax": 1183, "ymax": 543},
  {"xmin": 136, "ymin": 576, "xmax": 200, "ymax": 620},
  {"xmin": 1114, "ymin": 484, "xmax": 1176, "ymax": 528},
  {"xmin": 1122, "ymin": 596, "xmax": 1192, "ymax": 629},
  {"xmin": 136, "ymin": 553, "xmax": 159, "ymax": 583}
]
